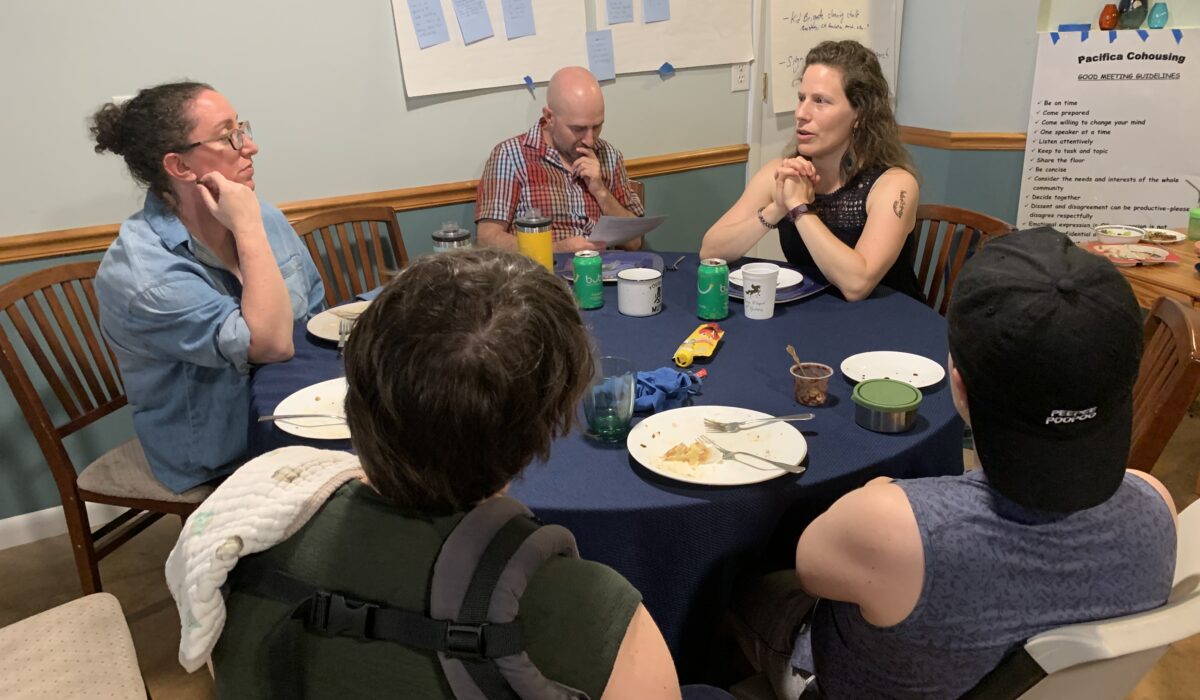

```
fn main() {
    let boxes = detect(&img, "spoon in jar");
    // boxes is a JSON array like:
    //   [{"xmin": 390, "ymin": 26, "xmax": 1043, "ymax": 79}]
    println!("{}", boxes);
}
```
[{"xmin": 786, "ymin": 344, "xmax": 810, "ymax": 378}]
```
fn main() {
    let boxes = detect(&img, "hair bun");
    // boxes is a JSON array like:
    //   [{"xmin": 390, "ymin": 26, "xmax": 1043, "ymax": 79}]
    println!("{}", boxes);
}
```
[{"xmin": 89, "ymin": 102, "xmax": 128, "ymax": 156}]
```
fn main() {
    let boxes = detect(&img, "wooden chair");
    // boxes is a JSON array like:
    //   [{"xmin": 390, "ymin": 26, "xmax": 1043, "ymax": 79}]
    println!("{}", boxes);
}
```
[
  {"xmin": 0, "ymin": 593, "xmax": 145, "ymax": 698},
  {"xmin": 292, "ymin": 205, "xmax": 409, "ymax": 307},
  {"xmin": 912, "ymin": 204, "xmax": 1014, "ymax": 316},
  {"xmin": 0, "ymin": 262, "xmax": 213, "ymax": 594},
  {"xmin": 629, "ymin": 179, "xmax": 646, "ymax": 210},
  {"xmin": 1129, "ymin": 297, "xmax": 1200, "ymax": 481}
]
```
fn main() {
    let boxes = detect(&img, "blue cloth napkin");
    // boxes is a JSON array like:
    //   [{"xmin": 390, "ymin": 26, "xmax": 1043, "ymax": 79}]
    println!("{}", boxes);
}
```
[{"xmin": 635, "ymin": 367, "xmax": 703, "ymax": 413}]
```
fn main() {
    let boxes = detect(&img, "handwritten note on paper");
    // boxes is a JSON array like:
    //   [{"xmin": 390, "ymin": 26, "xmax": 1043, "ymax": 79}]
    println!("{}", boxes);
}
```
[
  {"xmin": 451, "ymin": 0, "xmax": 494, "ymax": 45},
  {"xmin": 500, "ymin": 0, "xmax": 536, "ymax": 39},
  {"xmin": 644, "ymin": 0, "xmax": 670, "ymax": 23},
  {"xmin": 586, "ymin": 30, "xmax": 617, "ymax": 81},
  {"xmin": 407, "ymin": 0, "xmax": 450, "ymax": 49},
  {"xmin": 769, "ymin": 0, "xmax": 897, "ymax": 114},
  {"xmin": 607, "ymin": 0, "xmax": 634, "ymax": 25}
]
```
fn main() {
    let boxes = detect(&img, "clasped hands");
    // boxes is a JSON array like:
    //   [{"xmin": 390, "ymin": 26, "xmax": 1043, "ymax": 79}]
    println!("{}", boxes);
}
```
[{"xmin": 774, "ymin": 157, "xmax": 819, "ymax": 211}]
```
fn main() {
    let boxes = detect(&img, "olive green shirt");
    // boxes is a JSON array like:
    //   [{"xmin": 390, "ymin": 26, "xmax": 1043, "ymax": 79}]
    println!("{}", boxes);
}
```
[{"xmin": 213, "ymin": 481, "xmax": 641, "ymax": 698}]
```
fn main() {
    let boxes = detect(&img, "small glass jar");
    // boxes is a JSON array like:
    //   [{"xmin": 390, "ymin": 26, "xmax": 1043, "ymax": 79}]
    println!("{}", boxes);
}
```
[
  {"xmin": 1188, "ymin": 208, "xmax": 1200, "ymax": 241},
  {"xmin": 431, "ymin": 221, "xmax": 472, "ymax": 253}
]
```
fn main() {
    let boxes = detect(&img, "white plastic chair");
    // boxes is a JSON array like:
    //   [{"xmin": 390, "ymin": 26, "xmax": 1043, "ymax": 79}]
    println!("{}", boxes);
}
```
[{"xmin": 964, "ymin": 499, "xmax": 1200, "ymax": 699}]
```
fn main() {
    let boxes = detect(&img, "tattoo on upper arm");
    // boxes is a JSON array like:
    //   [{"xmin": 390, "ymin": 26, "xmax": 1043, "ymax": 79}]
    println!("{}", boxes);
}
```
[{"xmin": 892, "ymin": 191, "xmax": 908, "ymax": 219}]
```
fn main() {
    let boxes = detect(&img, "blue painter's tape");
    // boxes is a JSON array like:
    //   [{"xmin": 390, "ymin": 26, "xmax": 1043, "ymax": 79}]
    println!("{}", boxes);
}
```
[
  {"xmin": 1173, "ymin": 29, "xmax": 1183, "ymax": 44},
  {"xmin": 1137, "ymin": 29, "xmax": 1150, "ymax": 41},
  {"xmin": 1057, "ymin": 23, "xmax": 1090, "ymax": 32},
  {"xmin": 523, "ymin": 75, "xmax": 534, "ymax": 92},
  {"xmin": 1081, "ymin": 30, "xmax": 1090, "ymax": 42},
  {"xmin": 1109, "ymin": 30, "xmax": 1118, "ymax": 43},
  {"xmin": 658, "ymin": 61, "xmax": 675, "ymax": 77},
  {"xmin": 1051, "ymin": 32, "xmax": 1060, "ymax": 44}
]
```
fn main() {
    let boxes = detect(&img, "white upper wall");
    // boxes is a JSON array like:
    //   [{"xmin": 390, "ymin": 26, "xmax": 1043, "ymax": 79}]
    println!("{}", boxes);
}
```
[
  {"xmin": 895, "ymin": 0, "xmax": 1040, "ymax": 133},
  {"xmin": 0, "ymin": 1, "xmax": 746, "ymax": 236}
]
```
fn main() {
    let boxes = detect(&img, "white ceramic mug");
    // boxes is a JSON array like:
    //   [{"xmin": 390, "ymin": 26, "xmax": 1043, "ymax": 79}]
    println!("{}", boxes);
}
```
[
  {"xmin": 739, "ymin": 262, "xmax": 780, "ymax": 320},
  {"xmin": 616, "ymin": 268, "xmax": 663, "ymax": 317}
]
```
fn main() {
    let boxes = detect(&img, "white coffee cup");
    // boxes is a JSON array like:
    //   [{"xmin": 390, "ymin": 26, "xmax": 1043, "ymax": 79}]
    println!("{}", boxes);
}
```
[
  {"xmin": 739, "ymin": 262, "xmax": 780, "ymax": 320},
  {"xmin": 616, "ymin": 268, "xmax": 663, "ymax": 317}
]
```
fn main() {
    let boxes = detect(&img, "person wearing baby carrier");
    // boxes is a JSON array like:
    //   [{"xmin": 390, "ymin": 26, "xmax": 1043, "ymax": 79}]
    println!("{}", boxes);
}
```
[
  {"xmin": 228, "ymin": 496, "xmax": 588, "ymax": 699},
  {"xmin": 208, "ymin": 250, "xmax": 682, "ymax": 699}
]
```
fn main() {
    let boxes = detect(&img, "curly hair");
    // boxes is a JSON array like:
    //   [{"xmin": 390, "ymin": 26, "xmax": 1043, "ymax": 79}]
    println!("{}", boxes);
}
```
[
  {"xmin": 799, "ymin": 41, "xmax": 915, "ymax": 182},
  {"xmin": 89, "ymin": 81, "xmax": 211, "ymax": 200},
  {"xmin": 343, "ymin": 249, "xmax": 596, "ymax": 512}
]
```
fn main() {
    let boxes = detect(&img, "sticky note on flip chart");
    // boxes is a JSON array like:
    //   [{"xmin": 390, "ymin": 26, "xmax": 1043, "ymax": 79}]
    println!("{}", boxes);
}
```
[
  {"xmin": 608, "ymin": 0, "xmax": 634, "ymax": 25},
  {"xmin": 406, "ymin": 0, "xmax": 450, "ymax": 49},
  {"xmin": 452, "ymin": 0, "xmax": 494, "ymax": 45},
  {"xmin": 644, "ymin": 0, "xmax": 670, "ymax": 23},
  {"xmin": 586, "ymin": 30, "xmax": 616, "ymax": 81},
  {"xmin": 501, "ymin": 0, "xmax": 536, "ymax": 39}
]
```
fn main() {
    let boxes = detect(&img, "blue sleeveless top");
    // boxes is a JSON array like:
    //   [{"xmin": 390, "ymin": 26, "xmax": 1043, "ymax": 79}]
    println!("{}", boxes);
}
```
[{"xmin": 806, "ymin": 470, "xmax": 1176, "ymax": 699}]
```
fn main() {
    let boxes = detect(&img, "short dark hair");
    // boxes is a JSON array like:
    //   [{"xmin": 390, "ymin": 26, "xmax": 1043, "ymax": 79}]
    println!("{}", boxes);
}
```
[
  {"xmin": 343, "ymin": 249, "xmax": 595, "ymax": 511},
  {"xmin": 89, "ymin": 81, "xmax": 211, "ymax": 200}
]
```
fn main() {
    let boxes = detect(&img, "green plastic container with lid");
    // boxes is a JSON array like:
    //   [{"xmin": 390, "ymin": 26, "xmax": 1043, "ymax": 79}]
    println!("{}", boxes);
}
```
[
  {"xmin": 852, "ymin": 378, "xmax": 923, "ymax": 433},
  {"xmin": 1188, "ymin": 208, "xmax": 1200, "ymax": 241}
]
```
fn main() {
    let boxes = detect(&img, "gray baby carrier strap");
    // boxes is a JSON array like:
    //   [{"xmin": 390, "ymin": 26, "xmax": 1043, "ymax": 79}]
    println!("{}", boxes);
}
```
[{"xmin": 432, "ymin": 496, "xmax": 588, "ymax": 700}]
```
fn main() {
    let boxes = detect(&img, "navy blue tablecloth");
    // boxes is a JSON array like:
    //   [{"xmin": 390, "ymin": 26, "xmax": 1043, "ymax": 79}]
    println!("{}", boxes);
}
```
[{"xmin": 249, "ymin": 254, "xmax": 963, "ymax": 682}]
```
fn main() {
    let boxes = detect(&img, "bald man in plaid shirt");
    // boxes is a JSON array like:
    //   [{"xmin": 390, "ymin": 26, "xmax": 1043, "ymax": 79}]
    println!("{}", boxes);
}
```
[{"xmin": 475, "ymin": 67, "xmax": 645, "ymax": 253}]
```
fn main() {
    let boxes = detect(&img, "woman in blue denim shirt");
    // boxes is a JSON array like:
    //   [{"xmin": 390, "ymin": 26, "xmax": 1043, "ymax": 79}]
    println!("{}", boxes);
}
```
[{"xmin": 91, "ymin": 82, "xmax": 324, "ymax": 492}]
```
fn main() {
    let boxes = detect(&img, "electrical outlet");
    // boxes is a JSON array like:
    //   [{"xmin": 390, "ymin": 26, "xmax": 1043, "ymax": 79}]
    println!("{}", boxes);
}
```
[{"xmin": 731, "ymin": 62, "xmax": 750, "ymax": 92}]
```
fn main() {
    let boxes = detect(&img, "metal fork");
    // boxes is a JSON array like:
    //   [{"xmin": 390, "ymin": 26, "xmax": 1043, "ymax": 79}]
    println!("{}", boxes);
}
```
[
  {"xmin": 698, "ymin": 435, "xmax": 805, "ymax": 474},
  {"xmin": 703, "ymin": 413, "xmax": 814, "ymax": 433},
  {"xmin": 337, "ymin": 318, "xmax": 352, "ymax": 358}
]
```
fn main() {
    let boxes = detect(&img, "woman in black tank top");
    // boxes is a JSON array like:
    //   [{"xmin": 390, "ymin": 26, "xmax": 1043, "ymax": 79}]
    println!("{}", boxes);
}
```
[{"xmin": 701, "ymin": 40, "xmax": 925, "ymax": 302}]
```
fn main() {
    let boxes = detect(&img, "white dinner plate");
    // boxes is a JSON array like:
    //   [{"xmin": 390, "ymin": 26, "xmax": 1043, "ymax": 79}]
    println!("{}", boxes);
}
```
[
  {"xmin": 729, "ymin": 267, "xmax": 804, "ymax": 290},
  {"xmin": 270, "ymin": 378, "xmax": 350, "ymax": 440},
  {"xmin": 626, "ymin": 405, "xmax": 807, "ymax": 486},
  {"xmin": 840, "ymin": 351, "xmax": 945, "ymax": 388},
  {"xmin": 306, "ymin": 301, "xmax": 371, "ymax": 342}
]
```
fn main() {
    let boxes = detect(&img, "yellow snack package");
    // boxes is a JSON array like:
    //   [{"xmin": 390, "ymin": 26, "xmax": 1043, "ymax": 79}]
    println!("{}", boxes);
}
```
[{"xmin": 673, "ymin": 323, "xmax": 725, "ymax": 368}]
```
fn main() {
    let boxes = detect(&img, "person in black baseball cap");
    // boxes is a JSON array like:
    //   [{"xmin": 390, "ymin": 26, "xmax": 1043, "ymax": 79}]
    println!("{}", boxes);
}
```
[
  {"xmin": 733, "ymin": 227, "xmax": 1177, "ymax": 699},
  {"xmin": 947, "ymin": 226, "xmax": 1144, "ymax": 512}
]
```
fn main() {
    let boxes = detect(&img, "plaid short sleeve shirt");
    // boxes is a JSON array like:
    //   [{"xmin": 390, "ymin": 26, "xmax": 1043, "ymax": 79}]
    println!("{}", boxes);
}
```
[{"xmin": 474, "ymin": 118, "xmax": 644, "ymax": 241}]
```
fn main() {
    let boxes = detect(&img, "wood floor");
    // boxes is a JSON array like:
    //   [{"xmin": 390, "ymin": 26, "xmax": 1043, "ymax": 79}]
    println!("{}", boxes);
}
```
[{"xmin": 1, "ymin": 412, "xmax": 1196, "ymax": 699}]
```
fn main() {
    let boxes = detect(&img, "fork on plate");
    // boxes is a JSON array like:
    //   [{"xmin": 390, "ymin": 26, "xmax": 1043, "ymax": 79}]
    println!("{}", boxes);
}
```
[
  {"xmin": 697, "ymin": 435, "xmax": 805, "ymax": 474},
  {"xmin": 337, "ymin": 318, "xmax": 353, "ymax": 358},
  {"xmin": 703, "ymin": 413, "xmax": 814, "ymax": 433}
]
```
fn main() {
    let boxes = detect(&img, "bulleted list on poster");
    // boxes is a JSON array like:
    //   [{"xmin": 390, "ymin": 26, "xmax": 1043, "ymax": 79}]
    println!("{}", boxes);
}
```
[{"xmin": 1017, "ymin": 29, "xmax": 1199, "ymax": 242}]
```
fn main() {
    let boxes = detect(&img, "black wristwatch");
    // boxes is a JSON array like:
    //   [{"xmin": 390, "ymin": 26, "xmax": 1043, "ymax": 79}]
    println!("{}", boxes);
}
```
[{"xmin": 786, "ymin": 203, "xmax": 811, "ymax": 222}]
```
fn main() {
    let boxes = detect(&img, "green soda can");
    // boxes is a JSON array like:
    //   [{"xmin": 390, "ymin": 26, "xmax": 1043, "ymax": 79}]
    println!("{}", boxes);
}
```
[
  {"xmin": 697, "ymin": 258, "xmax": 729, "ymax": 320},
  {"xmin": 573, "ymin": 250, "xmax": 604, "ymax": 309}
]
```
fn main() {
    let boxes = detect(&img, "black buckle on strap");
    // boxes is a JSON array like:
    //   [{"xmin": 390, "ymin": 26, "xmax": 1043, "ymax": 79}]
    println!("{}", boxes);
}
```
[
  {"xmin": 445, "ymin": 623, "xmax": 488, "ymax": 658},
  {"xmin": 307, "ymin": 591, "xmax": 377, "ymax": 638}
]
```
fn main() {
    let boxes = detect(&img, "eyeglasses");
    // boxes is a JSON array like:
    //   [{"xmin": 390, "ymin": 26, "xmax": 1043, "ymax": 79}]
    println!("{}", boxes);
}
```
[{"xmin": 173, "ymin": 121, "xmax": 253, "ymax": 152}]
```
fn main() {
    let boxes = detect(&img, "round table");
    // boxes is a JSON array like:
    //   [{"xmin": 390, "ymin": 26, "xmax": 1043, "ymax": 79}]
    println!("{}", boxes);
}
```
[{"xmin": 249, "ymin": 254, "xmax": 964, "ymax": 682}]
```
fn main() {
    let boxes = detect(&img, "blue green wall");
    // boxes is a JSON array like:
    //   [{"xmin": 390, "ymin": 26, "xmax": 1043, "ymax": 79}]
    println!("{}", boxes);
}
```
[
  {"xmin": 0, "ymin": 163, "xmax": 745, "ymax": 521},
  {"xmin": 908, "ymin": 146, "xmax": 1026, "ymax": 225}
]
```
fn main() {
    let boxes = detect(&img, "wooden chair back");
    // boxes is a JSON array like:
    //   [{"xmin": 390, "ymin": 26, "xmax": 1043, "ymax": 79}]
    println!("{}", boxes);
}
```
[
  {"xmin": 629, "ymin": 179, "xmax": 646, "ymax": 210},
  {"xmin": 292, "ymin": 205, "xmax": 409, "ymax": 307},
  {"xmin": 0, "ymin": 262, "xmax": 202, "ymax": 594},
  {"xmin": 1129, "ymin": 296, "xmax": 1200, "ymax": 474},
  {"xmin": 912, "ymin": 204, "xmax": 1014, "ymax": 315}
]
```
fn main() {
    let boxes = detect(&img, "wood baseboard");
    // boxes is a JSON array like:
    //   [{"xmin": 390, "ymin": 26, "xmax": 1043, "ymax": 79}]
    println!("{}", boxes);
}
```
[
  {"xmin": 899, "ymin": 126, "xmax": 1027, "ymax": 151},
  {"xmin": 0, "ymin": 145, "xmax": 751, "ymax": 265}
]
